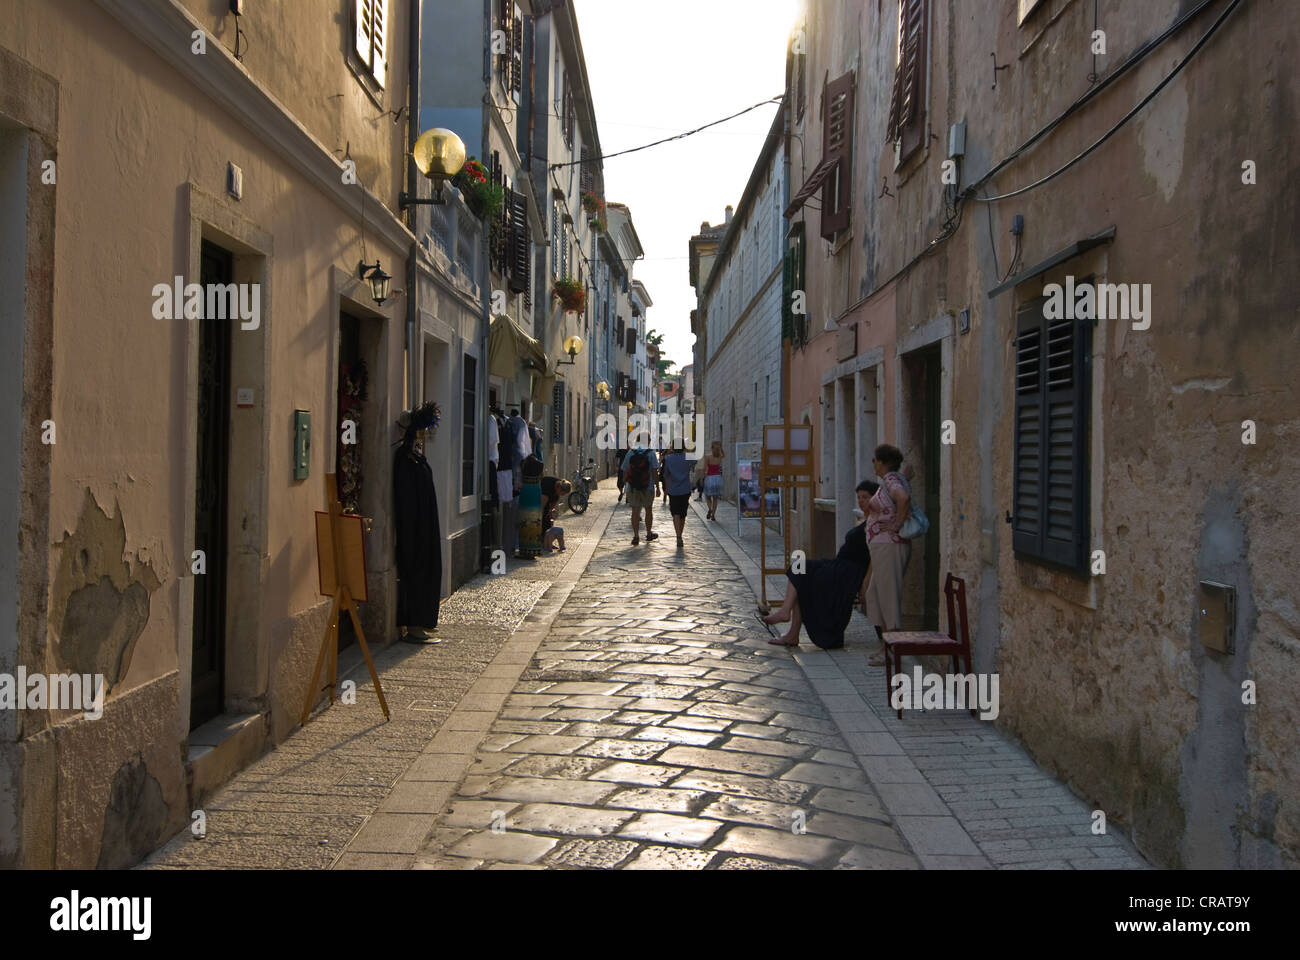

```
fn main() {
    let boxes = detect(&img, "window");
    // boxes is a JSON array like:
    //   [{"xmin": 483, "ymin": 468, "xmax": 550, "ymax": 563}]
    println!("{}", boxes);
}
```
[
  {"xmin": 508, "ymin": 189, "xmax": 530, "ymax": 295},
  {"xmin": 497, "ymin": 2, "xmax": 523, "ymax": 102},
  {"xmin": 462, "ymin": 354, "xmax": 477, "ymax": 496},
  {"xmin": 1012, "ymin": 294, "xmax": 1091, "ymax": 573},
  {"xmin": 562, "ymin": 74, "xmax": 574, "ymax": 148},
  {"xmin": 353, "ymin": 0, "xmax": 388, "ymax": 89},
  {"xmin": 887, "ymin": 0, "xmax": 929, "ymax": 163},
  {"xmin": 783, "ymin": 221, "xmax": 806, "ymax": 345}
]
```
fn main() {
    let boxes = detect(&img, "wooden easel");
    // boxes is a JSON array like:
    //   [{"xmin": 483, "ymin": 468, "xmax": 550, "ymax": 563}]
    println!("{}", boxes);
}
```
[
  {"xmin": 756, "ymin": 423, "xmax": 814, "ymax": 611},
  {"xmin": 300, "ymin": 474, "xmax": 390, "ymax": 724}
]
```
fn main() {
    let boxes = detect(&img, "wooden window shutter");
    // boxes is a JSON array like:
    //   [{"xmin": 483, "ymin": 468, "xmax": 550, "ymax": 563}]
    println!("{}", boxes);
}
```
[
  {"xmin": 371, "ymin": 0, "xmax": 388, "ymax": 88},
  {"xmin": 1012, "ymin": 295, "xmax": 1091, "ymax": 572},
  {"xmin": 580, "ymin": 147, "xmax": 594, "ymax": 195},
  {"xmin": 355, "ymin": 0, "xmax": 373, "ymax": 67},
  {"xmin": 512, "ymin": 13, "xmax": 524, "ymax": 97},
  {"xmin": 508, "ymin": 189, "xmax": 530, "ymax": 294},
  {"xmin": 887, "ymin": 0, "xmax": 927, "ymax": 156},
  {"xmin": 820, "ymin": 72, "xmax": 853, "ymax": 239}
]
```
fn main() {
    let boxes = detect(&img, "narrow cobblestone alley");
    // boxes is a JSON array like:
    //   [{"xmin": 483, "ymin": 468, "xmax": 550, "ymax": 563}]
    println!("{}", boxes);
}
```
[{"xmin": 141, "ymin": 486, "xmax": 1148, "ymax": 870}]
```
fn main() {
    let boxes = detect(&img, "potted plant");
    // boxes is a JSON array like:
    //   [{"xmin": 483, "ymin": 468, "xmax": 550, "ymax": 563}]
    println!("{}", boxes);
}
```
[
  {"xmin": 581, "ymin": 192, "xmax": 607, "ymax": 234},
  {"xmin": 453, "ymin": 157, "xmax": 504, "ymax": 221},
  {"xmin": 553, "ymin": 277, "xmax": 587, "ymax": 314}
]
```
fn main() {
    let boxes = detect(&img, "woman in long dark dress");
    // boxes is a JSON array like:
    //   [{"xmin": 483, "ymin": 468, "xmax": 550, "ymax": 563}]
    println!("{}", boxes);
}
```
[{"xmin": 762, "ymin": 480, "xmax": 876, "ymax": 648}]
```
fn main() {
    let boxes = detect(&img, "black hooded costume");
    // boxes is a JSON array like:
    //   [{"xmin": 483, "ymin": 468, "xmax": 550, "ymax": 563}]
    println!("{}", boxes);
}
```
[{"xmin": 393, "ymin": 402, "xmax": 442, "ymax": 630}]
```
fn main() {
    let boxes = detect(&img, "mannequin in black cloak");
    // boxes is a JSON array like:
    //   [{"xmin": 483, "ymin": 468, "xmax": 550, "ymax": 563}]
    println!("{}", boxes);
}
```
[{"xmin": 393, "ymin": 402, "xmax": 442, "ymax": 642}]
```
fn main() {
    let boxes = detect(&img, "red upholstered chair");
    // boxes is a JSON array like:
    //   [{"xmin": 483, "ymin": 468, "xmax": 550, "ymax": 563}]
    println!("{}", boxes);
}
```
[{"xmin": 882, "ymin": 573, "xmax": 975, "ymax": 719}]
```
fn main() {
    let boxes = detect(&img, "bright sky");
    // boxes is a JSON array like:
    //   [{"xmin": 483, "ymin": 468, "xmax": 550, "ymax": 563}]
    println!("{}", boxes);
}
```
[{"xmin": 573, "ymin": 0, "xmax": 799, "ymax": 374}]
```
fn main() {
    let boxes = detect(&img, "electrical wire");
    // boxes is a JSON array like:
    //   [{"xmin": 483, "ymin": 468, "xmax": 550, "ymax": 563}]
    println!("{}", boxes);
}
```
[
  {"xmin": 972, "ymin": 0, "xmax": 1238, "ymax": 202},
  {"xmin": 549, "ymin": 96, "xmax": 783, "ymax": 169}
]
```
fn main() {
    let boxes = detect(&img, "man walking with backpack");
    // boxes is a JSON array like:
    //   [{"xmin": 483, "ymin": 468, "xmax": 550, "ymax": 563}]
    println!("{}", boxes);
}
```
[{"xmin": 621, "ymin": 443, "xmax": 660, "ymax": 545}]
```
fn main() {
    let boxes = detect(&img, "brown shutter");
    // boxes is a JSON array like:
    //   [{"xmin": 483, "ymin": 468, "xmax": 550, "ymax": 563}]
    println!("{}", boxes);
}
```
[
  {"xmin": 580, "ymin": 147, "xmax": 594, "ymax": 195},
  {"xmin": 887, "ymin": 0, "xmax": 927, "ymax": 155},
  {"xmin": 820, "ymin": 72, "xmax": 854, "ymax": 239}
]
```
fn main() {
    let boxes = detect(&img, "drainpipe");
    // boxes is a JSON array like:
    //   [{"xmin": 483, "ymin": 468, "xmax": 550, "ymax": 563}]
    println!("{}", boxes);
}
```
[{"xmin": 406, "ymin": 0, "xmax": 422, "ymax": 409}]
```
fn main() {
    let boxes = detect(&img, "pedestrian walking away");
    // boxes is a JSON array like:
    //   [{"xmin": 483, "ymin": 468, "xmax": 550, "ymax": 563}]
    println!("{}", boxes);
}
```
[
  {"xmin": 702, "ymin": 439, "xmax": 724, "ymax": 520},
  {"xmin": 615, "ymin": 447, "xmax": 628, "ymax": 503},
  {"xmin": 660, "ymin": 440, "xmax": 694, "ymax": 548},
  {"xmin": 763, "ymin": 479, "xmax": 874, "ymax": 648},
  {"xmin": 621, "ymin": 444, "xmax": 660, "ymax": 545}
]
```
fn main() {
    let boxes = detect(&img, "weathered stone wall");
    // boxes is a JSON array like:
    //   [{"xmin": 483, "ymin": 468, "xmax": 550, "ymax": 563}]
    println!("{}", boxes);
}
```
[{"xmin": 787, "ymin": 0, "xmax": 1299, "ymax": 866}]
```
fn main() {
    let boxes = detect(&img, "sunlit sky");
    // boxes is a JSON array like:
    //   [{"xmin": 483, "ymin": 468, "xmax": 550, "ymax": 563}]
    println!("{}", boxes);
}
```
[{"xmin": 573, "ymin": 0, "xmax": 800, "ymax": 373}]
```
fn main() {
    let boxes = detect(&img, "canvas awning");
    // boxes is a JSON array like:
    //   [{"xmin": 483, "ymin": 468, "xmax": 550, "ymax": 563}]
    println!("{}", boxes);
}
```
[{"xmin": 488, "ymin": 314, "xmax": 548, "ymax": 381}]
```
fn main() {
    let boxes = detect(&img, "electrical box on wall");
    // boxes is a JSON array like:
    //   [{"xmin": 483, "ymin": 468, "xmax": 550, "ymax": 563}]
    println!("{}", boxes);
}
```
[
  {"xmin": 1197, "ymin": 580, "xmax": 1235, "ymax": 654},
  {"xmin": 293, "ymin": 410, "xmax": 311, "ymax": 481}
]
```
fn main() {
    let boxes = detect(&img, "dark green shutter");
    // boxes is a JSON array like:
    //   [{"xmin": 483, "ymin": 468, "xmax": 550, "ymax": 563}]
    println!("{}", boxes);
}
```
[{"xmin": 1012, "ymin": 294, "xmax": 1090, "ymax": 572}]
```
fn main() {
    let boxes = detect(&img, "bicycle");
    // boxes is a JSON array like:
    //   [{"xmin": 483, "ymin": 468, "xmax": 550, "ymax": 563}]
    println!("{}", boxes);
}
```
[{"xmin": 566, "ymin": 460, "xmax": 597, "ymax": 515}]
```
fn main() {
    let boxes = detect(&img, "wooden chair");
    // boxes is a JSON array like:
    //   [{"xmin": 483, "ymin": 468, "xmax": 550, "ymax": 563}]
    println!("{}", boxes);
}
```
[{"xmin": 882, "ymin": 573, "xmax": 975, "ymax": 719}]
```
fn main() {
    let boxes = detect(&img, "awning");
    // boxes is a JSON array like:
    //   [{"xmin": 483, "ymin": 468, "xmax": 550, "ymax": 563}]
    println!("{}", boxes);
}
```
[
  {"xmin": 784, "ymin": 156, "xmax": 838, "ymax": 218},
  {"xmin": 488, "ymin": 314, "xmax": 547, "ymax": 381}
]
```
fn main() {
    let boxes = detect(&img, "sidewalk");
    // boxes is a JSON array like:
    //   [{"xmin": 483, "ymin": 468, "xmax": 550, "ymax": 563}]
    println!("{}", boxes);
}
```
[
  {"xmin": 694, "ymin": 494, "xmax": 1149, "ymax": 869},
  {"xmin": 140, "ymin": 491, "xmax": 615, "ymax": 869}
]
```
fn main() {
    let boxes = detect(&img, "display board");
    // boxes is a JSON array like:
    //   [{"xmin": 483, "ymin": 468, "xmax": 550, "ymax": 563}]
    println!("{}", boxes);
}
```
[{"xmin": 736, "ymin": 441, "xmax": 781, "ymax": 531}]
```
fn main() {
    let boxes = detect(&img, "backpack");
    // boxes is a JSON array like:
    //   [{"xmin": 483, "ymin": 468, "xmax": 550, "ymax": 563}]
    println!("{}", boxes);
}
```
[{"xmin": 626, "ymin": 450, "xmax": 651, "ymax": 490}]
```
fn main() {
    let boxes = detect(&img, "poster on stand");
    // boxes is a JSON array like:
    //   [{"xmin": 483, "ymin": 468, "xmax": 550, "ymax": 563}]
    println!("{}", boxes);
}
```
[{"xmin": 735, "ymin": 442, "xmax": 780, "ymax": 532}]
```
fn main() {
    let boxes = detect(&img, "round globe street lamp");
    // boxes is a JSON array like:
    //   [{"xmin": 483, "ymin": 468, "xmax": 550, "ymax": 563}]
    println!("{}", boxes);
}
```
[
  {"xmin": 559, "ymin": 334, "xmax": 584, "ymax": 366},
  {"xmin": 400, "ymin": 127, "xmax": 468, "ymax": 209},
  {"xmin": 595, "ymin": 380, "xmax": 610, "ymax": 400}
]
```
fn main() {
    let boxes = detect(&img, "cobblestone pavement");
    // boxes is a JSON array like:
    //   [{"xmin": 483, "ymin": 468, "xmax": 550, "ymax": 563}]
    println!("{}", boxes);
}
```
[
  {"xmin": 143, "ymin": 481, "xmax": 1148, "ymax": 870},
  {"xmin": 140, "ymin": 494, "xmax": 611, "ymax": 869},
  {"xmin": 698, "ymin": 495, "xmax": 1149, "ymax": 870},
  {"xmin": 408, "ymin": 492, "xmax": 918, "ymax": 870}
]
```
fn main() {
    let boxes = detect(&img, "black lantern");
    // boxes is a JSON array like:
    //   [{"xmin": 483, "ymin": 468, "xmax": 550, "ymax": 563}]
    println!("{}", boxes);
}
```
[{"xmin": 358, "ymin": 260, "xmax": 391, "ymax": 305}]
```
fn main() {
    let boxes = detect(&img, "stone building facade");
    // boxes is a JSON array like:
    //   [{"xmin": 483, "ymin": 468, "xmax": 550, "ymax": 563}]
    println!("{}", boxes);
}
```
[
  {"xmin": 692, "ymin": 111, "xmax": 786, "ymax": 502},
  {"xmin": 0, "ymin": 0, "xmax": 495, "ymax": 866},
  {"xmin": 781, "ymin": 0, "xmax": 1299, "ymax": 867}
]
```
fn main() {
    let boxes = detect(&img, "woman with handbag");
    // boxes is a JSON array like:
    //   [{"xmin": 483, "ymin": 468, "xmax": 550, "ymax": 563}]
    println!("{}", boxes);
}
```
[{"xmin": 863, "ymin": 444, "xmax": 926, "ymax": 651}]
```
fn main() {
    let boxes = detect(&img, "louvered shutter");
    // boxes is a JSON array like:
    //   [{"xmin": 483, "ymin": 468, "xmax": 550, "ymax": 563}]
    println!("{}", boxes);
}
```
[
  {"xmin": 820, "ymin": 72, "xmax": 853, "ymax": 239},
  {"xmin": 580, "ymin": 148, "xmax": 594, "ymax": 196},
  {"xmin": 1012, "ymin": 295, "xmax": 1090, "ymax": 571},
  {"xmin": 355, "ymin": 0, "xmax": 373, "ymax": 67},
  {"xmin": 509, "ymin": 189, "xmax": 530, "ymax": 294},
  {"xmin": 511, "ymin": 13, "xmax": 524, "ymax": 98},
  {"xmin": 371, "ymin": 0, "xmax": 388, "ymax": 88},
  {"xmin": 887, "ymin": 0, "xmax": 927, "ymax": 154}
]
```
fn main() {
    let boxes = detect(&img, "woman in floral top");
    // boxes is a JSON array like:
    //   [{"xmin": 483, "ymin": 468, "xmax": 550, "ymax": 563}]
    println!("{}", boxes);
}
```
[{"xmin": 863, "ymin": 443, "xmax": 912, "ymax": 647}]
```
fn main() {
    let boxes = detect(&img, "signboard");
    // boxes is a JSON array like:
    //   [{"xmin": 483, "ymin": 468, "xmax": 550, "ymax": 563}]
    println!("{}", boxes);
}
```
[
  {"xmin": 736, "ymin": 442, "xmax": 780, "ymax": 531},
  {"xmin": 315, "ymin": 510, "xmax": 369, "ymax": 602}
]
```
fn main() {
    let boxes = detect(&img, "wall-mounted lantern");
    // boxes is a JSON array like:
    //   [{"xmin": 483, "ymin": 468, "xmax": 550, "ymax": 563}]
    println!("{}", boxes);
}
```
[{"xmin": 357, "ymin": 260, "xmax": 391, "ymax": 305}]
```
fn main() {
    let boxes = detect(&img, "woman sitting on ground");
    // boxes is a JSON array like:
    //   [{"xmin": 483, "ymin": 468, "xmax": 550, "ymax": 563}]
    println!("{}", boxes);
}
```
[{"xmin": 762, "ymin": 479, "xmax": 877, "ymax": 649}]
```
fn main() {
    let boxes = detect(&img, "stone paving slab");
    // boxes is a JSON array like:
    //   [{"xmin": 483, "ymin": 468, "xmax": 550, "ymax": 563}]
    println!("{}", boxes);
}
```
[{"xmin": 695, "ymin": 494, "xmax": 1149, "ymax": 871}]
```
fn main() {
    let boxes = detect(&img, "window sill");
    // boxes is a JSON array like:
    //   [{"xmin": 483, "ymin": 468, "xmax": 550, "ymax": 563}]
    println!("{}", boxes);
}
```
[
  {"xmin": 345, "ymin": 56, "xmax": 386, "ymax": 110},
  {"xmin": 1013, "ymin": 555, "xmax": 1097, "ymax": 610}
]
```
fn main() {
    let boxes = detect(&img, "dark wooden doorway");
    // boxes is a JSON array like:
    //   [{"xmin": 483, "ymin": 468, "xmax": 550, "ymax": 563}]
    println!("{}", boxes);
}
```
[
  {"xmin": 920, "ymin": 346, "xmax": 942, "ymax": 631},
  {"xmin": 191, "ymin": 240, "xmax": 232, "ymax": 729}
]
